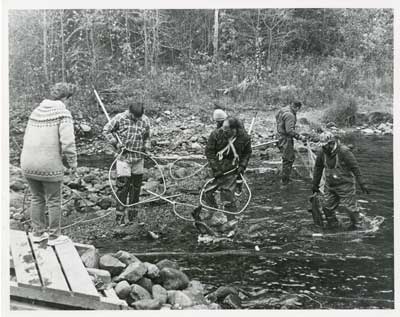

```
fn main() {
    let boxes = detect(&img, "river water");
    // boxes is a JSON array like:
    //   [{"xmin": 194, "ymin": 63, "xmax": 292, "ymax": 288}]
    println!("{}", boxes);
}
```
[{"xmin": 96, "ymin": 134, "xmax": 394, "ymax": 309}]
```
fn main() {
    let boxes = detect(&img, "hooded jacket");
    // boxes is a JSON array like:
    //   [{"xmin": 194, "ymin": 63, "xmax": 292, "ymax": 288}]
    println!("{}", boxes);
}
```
[{"xmin": 276, "ymin": 106, "xmax": 299, "ymax": 139}]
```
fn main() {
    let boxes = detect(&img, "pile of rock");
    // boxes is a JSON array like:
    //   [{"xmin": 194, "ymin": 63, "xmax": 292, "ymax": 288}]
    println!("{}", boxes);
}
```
[
  {"xmin": 84, "ymin": 249, "xmax": 223, "ymax": 310},
  {"xmin": 357, "ymin": 122, "xmax": 393, "ymax": 136}
]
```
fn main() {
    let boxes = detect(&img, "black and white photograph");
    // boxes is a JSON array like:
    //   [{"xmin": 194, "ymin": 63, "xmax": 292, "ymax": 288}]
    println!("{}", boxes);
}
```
[{"xmin": 1, "ymin": 0, "xmax": 398, "ymax": 312}]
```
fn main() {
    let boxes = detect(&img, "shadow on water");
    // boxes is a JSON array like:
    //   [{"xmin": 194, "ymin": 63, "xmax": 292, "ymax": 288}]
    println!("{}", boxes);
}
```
[{"xmin": 96, "ymin": 134, "xmax": 394, "ymax": 309}]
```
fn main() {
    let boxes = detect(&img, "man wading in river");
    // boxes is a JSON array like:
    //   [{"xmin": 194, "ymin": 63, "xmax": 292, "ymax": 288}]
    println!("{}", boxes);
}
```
[
  {"xmin": 312, "ymin": 132, "xmax": 369, "ymax": 230},
  {"xmin": 103, "ymin": 98, "xmax": 151, "ymax": 225},
  {"xmin": 202, "ymin": 117, "xmax": 252, "ymax": 221},
  {"xmin": 275, "ymin": 101, "xmax": 306, "ymax": 185}
]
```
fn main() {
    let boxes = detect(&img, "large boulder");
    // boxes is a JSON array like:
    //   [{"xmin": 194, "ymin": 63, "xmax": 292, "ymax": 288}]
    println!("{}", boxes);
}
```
[
  {"xmin": 114, "ymin": 280, "xmax": 131, "ymax": 299},
  {"xmin": 116, "ymin": 261, "xmax": 147, "ymax": 283},
  {"xmin": 127, "ymin": 284, "xmax": 152, "ymax": 305},
  {"xmin": 99, "ymin": 254, "xmax": 126, "ymax": 276},
  {"xmin": 131, "ymin": 299, "xmax": 162, "ymax": 310},
  {"xmin": 155, "ymin": 259, "xmax": 180, "ymax": 271},
  {"xmin": 167, "ymin": 290, "xmax": 193, "ymax": 308},
  {"xmin": 144, "ymin": 262, "xmax": 160, "ymax": 279},
  {"xmin": 159, "ymin": 268, "xmax": 189, "ymax": 290},
  {"xmin": 136, "ymin": 277, "xmax": 153, "ymax": 294},
  {"xmin": 81, "ymin": 248, "xmax": 100, "ymax": 269},
  {"xmin": 113, "ymin": 250, "xmax": 141, "ymax": 265},
  {"xmin": 152, "ymin": 284, "xmax": 168, "ymax": 305}
]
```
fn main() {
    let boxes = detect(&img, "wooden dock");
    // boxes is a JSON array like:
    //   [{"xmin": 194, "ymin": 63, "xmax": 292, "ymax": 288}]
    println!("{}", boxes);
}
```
[{"xmin": 9, "ymin": 229, "xmax": 127, "ymax": 310}]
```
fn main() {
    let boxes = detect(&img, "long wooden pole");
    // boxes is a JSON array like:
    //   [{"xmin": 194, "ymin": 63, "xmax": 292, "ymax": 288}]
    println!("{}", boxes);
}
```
[{"xmin": 93, "ymin": 89, "xmax": 122, "ymax": 144}]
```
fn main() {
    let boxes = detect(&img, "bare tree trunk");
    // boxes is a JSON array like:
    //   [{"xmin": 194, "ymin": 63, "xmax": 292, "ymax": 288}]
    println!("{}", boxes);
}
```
[
  {"xmin": 143, "ymin": 10, "xmax": 149, "ymax": 72},
  {"xmin": 42, "ymin": 10, "xmax": 49, "ymax": 84},
  {"xmin": 108, "ymin": 10, "xmax": 114, "ymax": 57},
  {"xmin": 255, "ymin": 9, "xmax": 262, "ymax": 82},
  {"xmin": 61, "ymin": 10, "xmax": 65, "ymax": 82},
  {"xmin": 213, "ymin": 9, "xmax": 219, "ymax": 62},
  {"xmin": 152, "ymin": 9, "xmax": 159, "ymax": 74},
  {"xmin": 124, "ymin": 10, "xmax": 130, "ymax": 75}
]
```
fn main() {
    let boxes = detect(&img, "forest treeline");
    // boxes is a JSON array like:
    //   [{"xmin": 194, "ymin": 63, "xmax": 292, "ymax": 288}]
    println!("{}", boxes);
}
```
[{"xmin": 8, "ymin": 9, "xmax": 393, "ymax": 119}]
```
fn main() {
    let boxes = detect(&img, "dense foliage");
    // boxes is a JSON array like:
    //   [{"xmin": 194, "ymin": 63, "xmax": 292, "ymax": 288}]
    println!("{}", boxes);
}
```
[{"xmin": 8, "ymin": 9, "xmax": 393, "ymax": 119}]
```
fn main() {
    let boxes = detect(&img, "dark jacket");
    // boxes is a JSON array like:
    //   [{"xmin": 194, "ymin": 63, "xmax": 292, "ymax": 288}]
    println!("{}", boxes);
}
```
[
  {"xmin": 276, "ymin": 106, "xmax": 299, "ymax": 139},
  {"xmin": 313, "ymin": 144, "xmax": 364, "ymax": 188},
  {"xmin": 205, "ymin": 128, "xmax": 252, "ymax": 174}
]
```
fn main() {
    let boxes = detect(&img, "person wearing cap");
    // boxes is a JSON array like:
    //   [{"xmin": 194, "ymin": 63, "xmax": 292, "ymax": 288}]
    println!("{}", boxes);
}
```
[
  {"xmin": 103, "ymin": 97, "xmax": 151, "ymax": 225},
  {"xmin": 213, "ymin": 108, "xmax": 227, "ymax": 128},
  {"xmin": 312, "ymin": 131, "xmax": 369, "ymax": 229},
  {"xmin": 203, "ymin": 116, "xmax": 252, "ymax": 221},
  {"xmin": 275, "ymin": 100, "xmax": 305, "ymax": 185},
  {"xmin": 20, "ymin": 82, "xmax": 77, "ymax": 244}
]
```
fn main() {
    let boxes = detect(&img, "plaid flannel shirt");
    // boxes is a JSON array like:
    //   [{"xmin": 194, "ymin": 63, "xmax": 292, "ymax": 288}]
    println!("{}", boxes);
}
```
[{"xmin": 103, "ymin": 110, "xmax": 151, "ymax": 161}]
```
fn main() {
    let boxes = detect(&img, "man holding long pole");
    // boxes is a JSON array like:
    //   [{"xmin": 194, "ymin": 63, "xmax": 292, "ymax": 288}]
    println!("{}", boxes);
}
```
[{"xmin": 102, "ymin": 97, "xmax": 151, "ymax": 225}]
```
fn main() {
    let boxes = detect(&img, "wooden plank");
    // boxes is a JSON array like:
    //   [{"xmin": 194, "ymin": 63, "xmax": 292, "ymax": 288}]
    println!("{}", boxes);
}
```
[
  {"xmin": 54, "ymin": 240, "xmax": 99, "ymax": 298},
  {"xmin": 9, "ymin": 230, "xmax": 41, "ymax": 288},
  {"xmin": 10, "ymin": 282, "xmax": 125, "ymax": 310},
  {"xmin": 10, "ymin": 299, "xmax": 59, "ymax": 310},
  {"xmin": 28, "ymin": 233, "xmax": 70, "ymax": 293}
]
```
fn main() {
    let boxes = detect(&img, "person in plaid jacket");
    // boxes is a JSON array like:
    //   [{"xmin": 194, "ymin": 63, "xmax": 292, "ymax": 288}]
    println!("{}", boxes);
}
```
[{"xmin": 103, "ymin": 98, "xmax": 151, "ymax": 224}]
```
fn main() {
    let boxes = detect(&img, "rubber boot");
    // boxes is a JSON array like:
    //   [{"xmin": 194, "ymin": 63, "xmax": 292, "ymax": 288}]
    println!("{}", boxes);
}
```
[
  {"xmin": 325, "ymin": 216, "xmax": 339, "ymax": 229},
  {"xmin": 235, "ymin": 179, "xmax": 243, "ymax": 197},
  {"xmin": 349, "ymin": 212, "xmax": 362, "ymax": 230},
  {"xmin": 116, "ymin": 176, "xmax": 129, "ymax": 224}
]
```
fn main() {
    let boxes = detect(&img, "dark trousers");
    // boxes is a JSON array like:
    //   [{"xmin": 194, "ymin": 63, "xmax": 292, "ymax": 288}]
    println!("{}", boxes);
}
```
[
  {"xmin": 204, "ymin": 173, "xmax": 237, "ymax": 220},
  {"xmin": 278, "ymin": 137, "xmax": 295, "ymax": 184},
  {"xmin": 116, "ymin": 174, "xmax": 143, "ymax": 221}
]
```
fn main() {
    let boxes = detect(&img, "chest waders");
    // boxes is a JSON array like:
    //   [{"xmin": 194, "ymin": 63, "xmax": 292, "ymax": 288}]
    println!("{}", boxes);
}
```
[
  {"xmin": 276, "ymin": 109, "xmax": 296, "ymax": 185},
  {"xmin": 323, "ymin": 153, "xmax": 359, "ymax": 228}
]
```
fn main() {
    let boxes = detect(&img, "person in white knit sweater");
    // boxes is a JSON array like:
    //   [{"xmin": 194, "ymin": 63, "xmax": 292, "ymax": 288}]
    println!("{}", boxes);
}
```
[{"xmin": 20, "ymin": 83, "xmax": 77, "ymax": 244}]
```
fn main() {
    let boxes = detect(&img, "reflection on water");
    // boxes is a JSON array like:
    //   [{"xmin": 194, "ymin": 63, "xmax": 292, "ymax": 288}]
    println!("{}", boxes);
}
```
[{"xmin": 97, "ymin": 134, "xmax": 393, "ymax": 309}]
